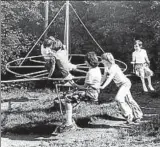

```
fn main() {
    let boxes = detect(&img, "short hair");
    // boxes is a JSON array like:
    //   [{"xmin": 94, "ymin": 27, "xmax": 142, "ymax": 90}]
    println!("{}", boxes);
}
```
[
  {"xmin": 101, "ymin": 53, "xmax": 115, "ymax": 64},
  {"xmin": 53, "ymin": 39, "xmax": 63, "ymax": 50},
  {"xmin": 49, "ymin": 36, "xmax": 56, "ymax": 43},
  {"xmin": 134, "ymin": 40, "xmax": 143, "ymax": 48},
  {"xmin": 85, "ymin": 52, "xmax": 99, "ymax": 68},
  {"xmin": 43, "ymin": 39, "xmax": 53, "ymax": 48}
]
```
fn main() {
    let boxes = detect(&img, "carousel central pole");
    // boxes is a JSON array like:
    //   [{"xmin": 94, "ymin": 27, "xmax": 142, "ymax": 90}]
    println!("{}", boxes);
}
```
[
  {"xmin": 64, "ymin": 0, "xmax": 70, "ymax": 60},
  {"xmin": 44, "ymin": 0, "xmax": 49, "ymax": 39}
]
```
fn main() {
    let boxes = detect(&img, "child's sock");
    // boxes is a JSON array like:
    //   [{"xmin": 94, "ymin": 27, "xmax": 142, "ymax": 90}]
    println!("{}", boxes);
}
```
[
  {"xmin": 148, "ymin": 85, "xmax": 154, "ymax": 91},
  {"xmin": 143, "ymin": 86, "xmax": 148, "ymax": 92},
  {"xmin": 66, "ymin": 109, "xmax": 73, "ymax": 126}
]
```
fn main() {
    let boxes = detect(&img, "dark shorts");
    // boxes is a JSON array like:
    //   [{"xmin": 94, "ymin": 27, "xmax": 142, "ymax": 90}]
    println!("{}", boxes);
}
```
[
  {"xmin": 45, "ymin": 58, "xmax": 55, "ymax": 72},
  {"xmin": 45, "ymin": 58, "xmax": 69, "ymax": 78},
  {"xmin": 65, "ymin": 87, "xmax": 100, "ymax": 104}
]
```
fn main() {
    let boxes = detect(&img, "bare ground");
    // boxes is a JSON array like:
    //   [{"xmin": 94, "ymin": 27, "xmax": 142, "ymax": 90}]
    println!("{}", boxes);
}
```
[{"xmin": 1, "ymin": 80, "xmax": 160, "ymax": 147}]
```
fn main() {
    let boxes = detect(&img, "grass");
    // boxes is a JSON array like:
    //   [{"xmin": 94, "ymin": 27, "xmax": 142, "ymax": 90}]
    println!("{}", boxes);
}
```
[
  {"xmin": 1, "ymin": 90, "xmax": 121, "ymax": 133},
  {"xmin": 1, "ymin": 80, "xmax": 160, "ymax": 147}
]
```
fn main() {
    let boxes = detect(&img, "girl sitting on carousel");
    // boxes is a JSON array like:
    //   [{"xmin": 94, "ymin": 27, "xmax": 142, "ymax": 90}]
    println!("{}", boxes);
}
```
[
  {"xmin": 100, "ymin": 53, "xmax": 143, "ymax": 124},
  {"xmin": 131, "ymin": 40, "xmax": 155, "ymax": 92},
  {"xmin": 41, "ymin": 38, "xmax": 56, "ymax": 78},
  {"xmin": 41, "ymin": 37, "xmax": 77, "ymax": 79}
]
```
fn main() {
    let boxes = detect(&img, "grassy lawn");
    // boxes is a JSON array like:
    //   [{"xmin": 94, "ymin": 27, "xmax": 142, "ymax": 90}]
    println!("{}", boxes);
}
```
[{"xmin": 1, "ymin": 80, "xmax": 160, "ymax": 147}]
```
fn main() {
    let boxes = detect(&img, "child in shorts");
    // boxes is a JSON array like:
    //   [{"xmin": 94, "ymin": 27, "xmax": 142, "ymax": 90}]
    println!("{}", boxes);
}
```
[
  {"xmin": 51, "ymin": 39, "xmax": 77, "ymax": 79},
  {"xmin": 41, "ymin": 37, "xmax": 77, "ymax": 79},
  {"xmin": 131, "ymin": 40, "xmax": 154, "ymax": 92},
  {"xmin": 61, "ymin": 52, "xmax": 102, "ymax": 132}
]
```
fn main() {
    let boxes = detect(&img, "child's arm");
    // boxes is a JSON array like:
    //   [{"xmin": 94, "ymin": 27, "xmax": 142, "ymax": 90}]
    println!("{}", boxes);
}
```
[
  {"xmin": 131, "ymin": 52, "xmax": 136, "ymax": 64},
  {"xmin": 101, "ymin": 70, "xmax": 108, "ymax": 84},
  {"xmin": 48, "ymin": 57, "xmax": 56, "ymax": 78},
  {"xmin": 100, "ymin": 65, "xmax": 117, "ymax": 89},
  {"xmin": 63, "ymin": 45, "xmax": 66, "ymax": 49},
  {"xmin": 75, "ymin": 83, "xmax": 86, "ymax": 89},
  {"xmin": 47, "ymin": 51, "xmax": 56, "ymax": 78},
  {"xmin": 100, "ymin": 73, "xmax": 114, "ymax": 89},
  {"xmin": 70, "ymin": 81, "xmax": 86, "ymax": 89},
  {"xmin": 131, "ymin": 52, "xmax": 136, "ymax": 73},
  {"xmin": 144, "ymin": 50, "xmax": 150, "ymax": 65},
  {"xmin": 71, "ymin": 70, "xmax": 92, "ymax": 90}
]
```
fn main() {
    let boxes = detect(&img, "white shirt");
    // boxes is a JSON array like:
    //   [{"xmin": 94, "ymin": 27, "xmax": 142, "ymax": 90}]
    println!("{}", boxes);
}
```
[
  {"xmin": 41, "ymin": 45, "xmax": 76, "ymax": 71},
  {"xmin": 85, "ymin": 67, "xmax": 102, "ymax": 89},
  {"xmin": 56, "ymin": 49, "xmax": 68, "ymax": 63},
  {"xmin": 132, "ymin": 49, "xmax": 149, "ymax": 64},
  {"xmin": 55, "ymin": 49, "xmax": 76, "ymax": 71},
  {"xmin": 107, "ymin": 64, "xmax": 129, "ymax": 87},
  {"xmin": 41, "ymin": 45, "xmax": 52, "ymax": 60}
]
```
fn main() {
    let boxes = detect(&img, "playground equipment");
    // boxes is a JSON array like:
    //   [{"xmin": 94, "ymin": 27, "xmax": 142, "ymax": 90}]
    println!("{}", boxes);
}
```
[{"xmin": 2, "ymin": 1, "xmax": 127, "ymax": 84}]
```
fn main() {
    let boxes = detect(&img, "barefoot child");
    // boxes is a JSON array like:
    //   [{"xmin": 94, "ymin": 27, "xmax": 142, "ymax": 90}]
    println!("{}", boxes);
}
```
[
  {"xmin": 100, "ymin": 53, "xmax": 143, "ymax": 123},
  {"xmin": 61, "ymin": 52, "xmax": 102, "ymax": 132},
  {"xmin": 131, "ymin": 40, "xmax": 154, "ymax": 92}
]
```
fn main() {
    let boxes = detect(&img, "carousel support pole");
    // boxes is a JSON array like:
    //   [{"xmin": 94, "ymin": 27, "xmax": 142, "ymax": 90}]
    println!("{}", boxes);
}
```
[
  {"xmin": 44, "ymin": 0, "xmax": 49, "ymax": 39},
  {"xmin": 55, "ymin": 84, "xmax": 63, "ymax": 117},
  {"xmin": 64, "ymin": 0, "xmax": 70, "ymax": 60},
  {"xmin": 52, "ymin": 84, "xmax": 65, "ymax": 134}
]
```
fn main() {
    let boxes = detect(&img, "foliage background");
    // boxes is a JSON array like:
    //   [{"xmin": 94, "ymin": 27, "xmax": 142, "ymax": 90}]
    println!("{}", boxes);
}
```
[{"xmin": 1, "ymin": 1, "xmax": 160, "ymax": 79}]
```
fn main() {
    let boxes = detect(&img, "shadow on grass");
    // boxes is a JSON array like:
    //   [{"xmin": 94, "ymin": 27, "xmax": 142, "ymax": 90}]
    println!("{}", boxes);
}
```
[
  {"xmin": 98, "ymin": 114, "xmax": 125, "ymax": 121},
  {"xmin": 2, "ymin": 132, "xmax": 58, "ymax": 142},
  {"xmin": 2, "ymin": 112, "xmax": 160, "ymax": 140},
  {"xmin": 2, "ymin": 124, "xmax": 58, "ymax": 135},
  {"xmin": 2, "ymin": 113, "xmax": 126, "ymax": 136},
  {"xmin": 148, "ymin": 90, "xmax": 160, "ymax": 98},
  {"xmin": 75, "ymin": 114, "xmax": 128, "ymax": 129},
  {"xmin": 1, "ymin": 98, "xmax": 65, "ymax": 114},
  {"xmin": 2, "ymin": 130, "xmax": 59, "ymax": 143}
]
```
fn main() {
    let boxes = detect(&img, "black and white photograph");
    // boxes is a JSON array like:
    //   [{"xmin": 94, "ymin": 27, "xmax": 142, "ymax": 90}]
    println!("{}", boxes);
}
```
[{"xmin": 1, "ymin": 1, "xmax": 160, "ymax": 147}]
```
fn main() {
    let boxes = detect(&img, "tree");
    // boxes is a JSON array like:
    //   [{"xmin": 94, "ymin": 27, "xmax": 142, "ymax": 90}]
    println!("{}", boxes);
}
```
[{"xmin": 1, "ymin": 1, "xmax": 160, "ymax": 77}]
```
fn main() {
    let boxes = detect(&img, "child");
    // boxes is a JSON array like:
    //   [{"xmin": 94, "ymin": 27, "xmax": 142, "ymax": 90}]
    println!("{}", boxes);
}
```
[
  {"xmin": 52, "ymin": 39, "xmax": 77, "ymax": 74},
  {"xmin": 100, "ymin": 53, "xmax": 143, "ymax": 124},
  {"xmin": 41, "ymin": 37, "xmax": 77, "ymax": 79},
  {"xmin": 131, "ymin": 40, "xmax": 154, "ymax": 92},
  {"xmin": 61, "ymin": 52, "xmax": 102, "ymax": 132},
  {"xmin": 41, "ymin": 39, "xmax": 56, "ymax": 77}
]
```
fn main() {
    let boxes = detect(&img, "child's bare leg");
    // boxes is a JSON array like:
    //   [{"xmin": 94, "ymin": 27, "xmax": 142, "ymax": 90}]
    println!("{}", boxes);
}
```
[
  {"xmin": 147, "ymin": 77, "xmax": 154, "ymax": 91},
  {"xmin": 140, "ymin": 77, "xmax": 148, "ymax": 92},
  {"xmin": 65, "ymin": 102, "xmax": 73, "ymax": 126}
]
